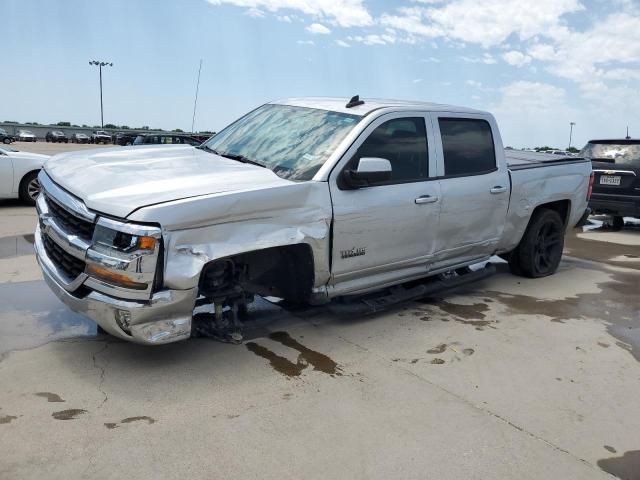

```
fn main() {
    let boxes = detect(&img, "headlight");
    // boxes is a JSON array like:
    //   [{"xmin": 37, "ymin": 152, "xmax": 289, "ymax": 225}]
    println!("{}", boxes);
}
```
[
  {"xmin": 92, "ymin": 218, "xmax": 160, "ymax": 254},
  {"xmin": 85, "ymin": 217, "xmax": 162, "ymax": 294}
]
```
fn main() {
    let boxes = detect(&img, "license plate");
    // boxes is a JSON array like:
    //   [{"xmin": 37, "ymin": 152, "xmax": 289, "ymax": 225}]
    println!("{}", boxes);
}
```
[{"xmin": 600, "ymin": 175, "xmax": 621, "ymax": 186}]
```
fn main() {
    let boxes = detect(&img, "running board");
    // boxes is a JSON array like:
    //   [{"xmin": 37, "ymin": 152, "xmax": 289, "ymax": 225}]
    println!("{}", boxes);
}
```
[{"xmin": 328, "ymin": 264, "xmax": 496, "ymax": 316}]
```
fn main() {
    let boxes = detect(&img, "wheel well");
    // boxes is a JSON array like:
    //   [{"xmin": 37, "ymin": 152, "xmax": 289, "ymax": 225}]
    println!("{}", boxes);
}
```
[
  {"xmin": 198, "ymin": 244, "xmax": 315, "ymax": 304},
  {"xmin": 532, "ymin": 199, "xmax": 571, "ymax": 226},
  {"xmin": 19, "ymin": 170, "xmax": 40, "ymax": 190}
]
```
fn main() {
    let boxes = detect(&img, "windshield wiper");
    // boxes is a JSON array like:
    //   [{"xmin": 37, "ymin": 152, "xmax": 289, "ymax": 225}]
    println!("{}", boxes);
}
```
[
  {"xmin": 217, "ymin": 151, "xmax": 267, "ymax": 169},
  {"xmin": 196, "ymin": 146, "xmax": 268, "ymax": 169},
  {"xmin": 195, "ymin": 144, "xmax": 217, "ymax": 154}
]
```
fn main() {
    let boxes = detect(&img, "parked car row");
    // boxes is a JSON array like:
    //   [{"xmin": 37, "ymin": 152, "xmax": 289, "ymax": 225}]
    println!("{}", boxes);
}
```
[
  {"xmin": 0, "ymin": 128, "xmax": 14, "ymax": 144},
  {"xmin": 2, "ymin": 128, "xmax": 212, "ymax": 146}
]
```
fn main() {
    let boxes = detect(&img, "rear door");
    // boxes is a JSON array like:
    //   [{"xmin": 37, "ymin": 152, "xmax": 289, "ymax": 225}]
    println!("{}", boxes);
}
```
[{"xmin": 429, "ymin": 113, "xmax": 510, "ymax": 267}]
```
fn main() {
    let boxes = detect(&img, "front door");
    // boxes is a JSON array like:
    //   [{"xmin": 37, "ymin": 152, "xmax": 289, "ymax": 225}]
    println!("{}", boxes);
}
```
[{"xmin": 328, "ymin": 113, "xmax": 441, "ymax": 295}]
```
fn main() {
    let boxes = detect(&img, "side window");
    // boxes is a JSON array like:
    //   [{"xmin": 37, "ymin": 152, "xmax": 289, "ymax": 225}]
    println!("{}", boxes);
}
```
[
  {"xmin": 353, "ymin": 117, "xmax": 428, "ymax": 184},
  {"xmin": 439, "ymin": 118, "xmax": 496, "ymax": 176}
]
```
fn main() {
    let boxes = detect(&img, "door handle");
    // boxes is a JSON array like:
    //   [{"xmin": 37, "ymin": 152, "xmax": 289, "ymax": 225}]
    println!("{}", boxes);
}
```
[
  {"xmin": 490, "ymin": 186, "xmax": 507, "ymax": 194},
  {"xmin": 415, "ymin": 195, "xmax": 439, "ymax": 204}
]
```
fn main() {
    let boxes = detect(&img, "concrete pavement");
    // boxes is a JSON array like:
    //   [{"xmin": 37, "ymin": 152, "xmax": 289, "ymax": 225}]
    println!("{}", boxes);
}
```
[{"xmin": 0, "ymin": 201, "xmax": 638, "ymax": 479}]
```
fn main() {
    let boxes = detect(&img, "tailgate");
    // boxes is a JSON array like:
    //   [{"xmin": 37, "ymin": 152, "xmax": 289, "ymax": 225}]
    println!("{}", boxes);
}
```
[{"xmin": 592, "ymin": 161, "xmax": 638, "ymax": 196}]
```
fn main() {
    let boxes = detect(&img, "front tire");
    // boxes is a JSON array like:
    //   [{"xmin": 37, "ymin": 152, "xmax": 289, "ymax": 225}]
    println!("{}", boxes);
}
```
[
  {"xmin": 510, "ymin": 209, "xmax": 565, "ymax": 278},
  {"xmin": 19, "ymin": 171, "xmax": 41, "ymax": 206}
]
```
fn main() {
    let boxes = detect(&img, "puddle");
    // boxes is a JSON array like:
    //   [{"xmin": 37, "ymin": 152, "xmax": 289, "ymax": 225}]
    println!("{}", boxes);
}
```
[
  {"xmin": 419, "ymin": 299, "xmax": 490, "ymax": 320},
  {"xmin": 34, "ymin": 392, "xmax": 65, "ymax": 403},
  {"xmin": 565, "ymin": 224, "xmax": 640, "ymax": 271},
  {"xmin": 269, "ymin": 331, "xmax": 342, "ymax": 376},
  {"xmin": 0, "ymin": 415, "xmax": 18, "ymax": 424},
  {"xmin": 246, "ymin": 331, "xmax": 342, "ymax": 377},
  {"xmin": 427, "ymin": 343, "xmax": 447, "ymax": 354},
  {"xmin": 121, "ymin": 416, "xmax": 156, "ymax": 425},
  {"xmin": 0, "ymin": 234, "xmax": 35, "ymax": 260},
  {"xmin": 597, "ymin": 450, "xmax": 640, "ymax": 480},
  {"xmin": 478, "ymin": 266, "xmax": 638, "ymax": 360},
  {"xmin": 52, "ymin": 409, "xmax": 87, "ymax": 420},
  {"xmin": 0, "ymin": 280, "xmax": 96, "ymax": 356},
  {"xmin": 246, "ymin": 342, "xmax": 305, "ymax": 377}
]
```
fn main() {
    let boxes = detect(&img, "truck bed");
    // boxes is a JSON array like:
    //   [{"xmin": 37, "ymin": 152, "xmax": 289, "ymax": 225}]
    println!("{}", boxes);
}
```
[{"xmin": 505, "ymin": 150, "xmax": 589, "ymax": 170}]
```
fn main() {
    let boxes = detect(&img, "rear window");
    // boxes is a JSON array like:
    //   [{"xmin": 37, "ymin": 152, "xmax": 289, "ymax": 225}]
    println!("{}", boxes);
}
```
[
  {"xmin": 439, "ymin": 118, "xmax": 496, "ymax": 176},
  {"xmin": 580, "ymin": 141, "xmax": 640, "ymax": 167}
]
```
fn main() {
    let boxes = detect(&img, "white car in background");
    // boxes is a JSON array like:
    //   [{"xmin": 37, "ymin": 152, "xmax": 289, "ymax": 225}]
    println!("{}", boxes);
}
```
[
  {"xmin": 0, "ymin": 147, "xmax": 49, "ymax": 204},
  {"xmin": 15, "ymin": 130, "xmax": 38, "ymax": 142}
]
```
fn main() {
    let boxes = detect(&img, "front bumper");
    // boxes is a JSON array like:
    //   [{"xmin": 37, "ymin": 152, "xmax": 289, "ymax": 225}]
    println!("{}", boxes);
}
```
[
  {"xmin": 36, "ymin": 228, "xmax": 197, "ymax": 344},
  {"xmin": 34, "ymin": 193, "xmax": 198, "ymax": 345}
]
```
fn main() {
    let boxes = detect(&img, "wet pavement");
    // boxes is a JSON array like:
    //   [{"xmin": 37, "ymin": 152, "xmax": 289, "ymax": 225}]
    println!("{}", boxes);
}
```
[{"xmin": 0, "ymin": 201, "xmax": 638, "ymax": 479}]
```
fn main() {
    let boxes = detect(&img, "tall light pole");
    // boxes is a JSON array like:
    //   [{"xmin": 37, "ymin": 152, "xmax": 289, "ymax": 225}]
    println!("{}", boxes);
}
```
[
  {"xmin": 89, "ymin": 60, "xmax": 113, "ymax": 128},
  {"xmin": 191, "ymin": 59, "xmax": 203, "ymax": 134},
  {"xmin": 568, "ymin": 122, "xmax": 576, "ymax": 150}
]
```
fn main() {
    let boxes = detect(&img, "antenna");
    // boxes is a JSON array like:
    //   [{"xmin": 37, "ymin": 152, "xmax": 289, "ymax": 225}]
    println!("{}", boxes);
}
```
[
  {"xmin": 626, "ymin": 126, "xmax": 630, "ymax": 140},
  {"xmin": 191, "ymin": 59, "xmax": 203, "ymax": 134},
  {"xmin": 346, "ymin": 95, "xmax": 365, "ymax": 108}
]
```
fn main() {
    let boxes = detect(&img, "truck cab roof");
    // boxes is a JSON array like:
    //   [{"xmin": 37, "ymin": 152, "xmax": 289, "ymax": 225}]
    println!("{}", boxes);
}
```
[{"xmin": 273, "ymin": 96, "xmax": 488, "ymax": 117}]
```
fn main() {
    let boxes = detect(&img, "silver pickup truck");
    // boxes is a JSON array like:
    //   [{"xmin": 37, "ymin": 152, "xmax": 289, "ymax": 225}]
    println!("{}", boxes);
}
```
[{"xmin": 34, "ymin": 97, "xmax": 593, "ymax": 344}]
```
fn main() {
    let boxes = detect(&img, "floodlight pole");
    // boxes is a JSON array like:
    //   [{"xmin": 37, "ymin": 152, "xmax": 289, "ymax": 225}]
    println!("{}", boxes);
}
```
[
  {"xmin": 191, "ymin": 59, "xmax": 203, "ymax": 133},
  {"xmin": 89, "ymin": 60, "xmax": 113, "ymax": 128},
  {"xmin": 568, "ymin": 122, "xmax": 576, "ymax": 150}
]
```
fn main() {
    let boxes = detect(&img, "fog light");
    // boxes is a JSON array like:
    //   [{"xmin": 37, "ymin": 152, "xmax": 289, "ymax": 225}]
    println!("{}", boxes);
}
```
[{"xmin": 115, "ymin": 309, "xmax": 131, "ymax": 332}]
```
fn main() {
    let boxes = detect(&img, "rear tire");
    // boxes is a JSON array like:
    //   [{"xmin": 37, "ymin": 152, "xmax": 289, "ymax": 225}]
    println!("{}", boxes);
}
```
[
  {"xmin": 611, "ymin": 216, "xmax": 625, "ymax": 231},
  {"xmin": 510, "ymin": 209, "xmax": 565, "ymax": 278}
]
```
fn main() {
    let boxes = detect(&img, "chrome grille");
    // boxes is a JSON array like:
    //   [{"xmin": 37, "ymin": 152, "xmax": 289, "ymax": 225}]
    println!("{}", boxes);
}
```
[
  {"xmin": 45, "ymin": 195, "xmax": 95, "ymax": 241},
  {"xmin": 42, "ymin": 233, "xmax": 86, "ymax": 279}
]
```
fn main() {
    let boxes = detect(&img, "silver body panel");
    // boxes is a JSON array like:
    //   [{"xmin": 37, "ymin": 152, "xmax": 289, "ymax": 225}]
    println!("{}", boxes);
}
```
[{"xmin": 35, "ymin": 97, "xmax": 592, "ymax": 344}]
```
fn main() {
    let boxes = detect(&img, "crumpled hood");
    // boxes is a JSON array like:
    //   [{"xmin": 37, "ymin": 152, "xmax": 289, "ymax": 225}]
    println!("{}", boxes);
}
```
[{"xmin": 44, "ymin": 145, "xmax": 292, "ymax": 218}]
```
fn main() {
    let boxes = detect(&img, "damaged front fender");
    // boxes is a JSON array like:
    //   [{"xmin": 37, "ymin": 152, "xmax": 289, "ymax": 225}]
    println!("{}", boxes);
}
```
[{"xmin": 127, "ymin": 181, "xmax": 333, "ymax": 292}]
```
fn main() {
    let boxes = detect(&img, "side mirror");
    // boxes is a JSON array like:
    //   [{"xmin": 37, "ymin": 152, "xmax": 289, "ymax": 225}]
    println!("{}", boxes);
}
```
[{"xmin": 342, "ymin": 157, "xmax": 392, "ymax": 188}]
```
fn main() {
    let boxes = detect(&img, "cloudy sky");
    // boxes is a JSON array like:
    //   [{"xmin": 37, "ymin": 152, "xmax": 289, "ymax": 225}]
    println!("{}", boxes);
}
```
[{"xmin": 3, "ymin": 0, "xmax": 639, "ymax": 148}]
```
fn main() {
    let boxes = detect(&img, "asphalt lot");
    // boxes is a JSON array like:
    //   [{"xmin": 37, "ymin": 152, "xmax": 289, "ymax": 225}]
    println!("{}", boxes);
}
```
[{"xmin": 0, "ymin": 150, "xmax": 638, "ymax": 479}]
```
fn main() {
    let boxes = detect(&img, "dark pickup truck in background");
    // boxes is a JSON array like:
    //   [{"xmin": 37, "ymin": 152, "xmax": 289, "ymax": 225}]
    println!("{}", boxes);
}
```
[{"xmin": 581, "ymin": 139, "xmax": 640, "ymax": 230}]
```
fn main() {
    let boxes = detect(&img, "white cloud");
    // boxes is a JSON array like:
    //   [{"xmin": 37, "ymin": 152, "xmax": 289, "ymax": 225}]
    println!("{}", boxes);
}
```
[
  {"xmin": 306, "ymin": 23, "xmax": 331, "ymax": 34},
  {"xmin": 206, "ymin": 0, "xmax": 372, "ymax": 27},
  {"xmin": 529, "ymin": 13, "xmax": 640, "ymax": 85},
  {"xmin": 244, "ymin": 7, "xmax": 265, "ymax": 17},
  {"xmin": 502, "ymin": 50, "xmax": 531, "ymax": 67},
  {"xmin": 297, "ymin": 39, "xmax": 315, "ymax": 45},
  {"xmin": 277, "ymin": 15, "xmax": 291, "ymax": 22},
  {"xmin": 380, "ymin": 0, "xmax": 583, "ymax": 47},
  {"xmin": 335, "ymin": 39, "xmax": 351, "ymax": 48},
  {"xmin": 348, "ymin": 33, "xmax": 397, "ymax": 46},
  {"xmin": 465, "ymin": 80, "xmax": 482, "ymax": 88},
  {"xmin": 413, "ymin": 78, "xmax": 424, "ymax": 84},
  {"xmin": 459, "ymin": 53, "xmax": 496, "ymax": 64}
]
